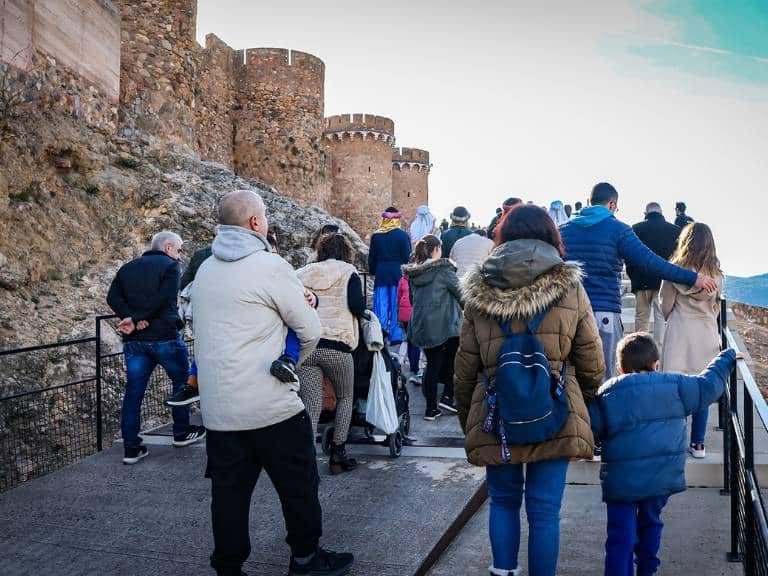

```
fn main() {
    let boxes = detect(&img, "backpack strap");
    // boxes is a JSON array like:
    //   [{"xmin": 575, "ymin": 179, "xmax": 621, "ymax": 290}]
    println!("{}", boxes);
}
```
[{"xmin": 526, "ymin": 304, "xmax": 552, "ymax": 334}]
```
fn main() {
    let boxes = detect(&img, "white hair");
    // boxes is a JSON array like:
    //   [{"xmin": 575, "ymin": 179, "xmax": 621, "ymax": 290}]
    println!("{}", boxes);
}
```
[
  {"xmin": 645, "ymin": 202, "xmax": 663, "ymax": 214},
  {"xmin": 150, "ymin": 231, "xmax": 183, "ymax": 251}
]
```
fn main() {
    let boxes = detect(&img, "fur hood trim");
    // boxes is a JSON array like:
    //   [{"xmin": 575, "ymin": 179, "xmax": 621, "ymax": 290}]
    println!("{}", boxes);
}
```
[
  {"xmin": 461, "ymin": 261, "xmax": 583, "ymax": 319},
  {"xmin": 402, "ymin": 258, "xmax": 456, "ymax": 278}
]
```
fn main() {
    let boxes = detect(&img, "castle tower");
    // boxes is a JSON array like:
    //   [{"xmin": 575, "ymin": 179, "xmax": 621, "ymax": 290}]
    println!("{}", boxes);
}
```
[
  {"xmin": 392, "ymin": 148, "xmax": 430, "ymax": 231},
  {"xmin": 232, "ymin": 48, "xmax": 330, "ymax": 208},
  {"xmin": 114, "ymin": 0, "xmax": 199, "ymax": 151},
  {"xmin": 324, "ymin": 114, "xmax": 396, "ymax": 241}
]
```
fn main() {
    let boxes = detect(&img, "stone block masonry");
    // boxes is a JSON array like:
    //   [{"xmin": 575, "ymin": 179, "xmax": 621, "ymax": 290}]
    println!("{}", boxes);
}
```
[
  {"xmin": 232, "ymin": 48, "xmax": 331, "ymax": 209},
  {"xmin": 392, "ymin": 148, "xmax": 430, "ymax": 230},
  {"xmin": 324, "ymin": 114, "xmax": 397, "ymax": 242},
  {"xmin": 0, "ymin": 0, "xmax": 120, "ymax": 131}
]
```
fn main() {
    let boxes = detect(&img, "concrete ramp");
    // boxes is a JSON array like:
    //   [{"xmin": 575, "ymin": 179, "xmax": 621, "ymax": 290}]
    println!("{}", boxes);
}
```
[{"xmin": 0, "ymin": 444, "xmax": 483, "ymax": 576}]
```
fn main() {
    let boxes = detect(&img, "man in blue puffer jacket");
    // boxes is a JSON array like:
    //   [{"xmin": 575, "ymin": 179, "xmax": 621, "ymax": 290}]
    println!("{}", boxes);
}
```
[
  {"xmin": 589, "ymin": 333, "xmax": 739, "ymax": 576},
  {"xmin": 560, "ymin": 182, "xmax": 718, "ymax": 381}
]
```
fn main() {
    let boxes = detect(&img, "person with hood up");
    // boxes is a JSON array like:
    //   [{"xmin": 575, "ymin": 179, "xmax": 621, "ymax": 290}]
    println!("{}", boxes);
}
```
[
  {"xmin": 560, "ymin": 182, "xmax": 717, "ymax": 382},
  {"xmin": 296, "ymin": 233, "xmax": 366, "ymax": 474},
  {"xmin": 488, "ymin": 198, "xmax": 523, "ymax": 241},
  {"xmin": 409, "ymin": 205, "xmax": 436, "ymax": 244},
  {"xmin": 547, "ymin": 200, "xmax": 569, "ymax": 227},
  {"xmin": 404, "ymin": 235, "xmax": 463, "ymax": 420},
  {"xmin": 454, "ymin": 205, "xmax": 605, "ymax": 576},
  {"xmin": 192, "ymin": 190, "xmax": 353, "ymax": 576},
  {"xmin": 368, "ymin": 207, "xmax": 411, "ymax": 343},
  {"xmin": 440, "ymin": 206, "xmax": 474, "ymax": 258}
]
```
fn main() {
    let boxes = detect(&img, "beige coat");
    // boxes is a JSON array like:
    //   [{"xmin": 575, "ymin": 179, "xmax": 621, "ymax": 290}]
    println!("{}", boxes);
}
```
[
  {"xmin": 455, "ymin": 239, "xmax": 605, "ymax": 466},
  {"xmin": 192, "ymin": 226, "xmax": 321, "ymax": 431},
  {"xmin": 296, "ymin": 259, "xmax": 359, "ymax": 350},
  {"xmin": 660, "ymin": 274, "xmax": 723, "ymax": 374}
]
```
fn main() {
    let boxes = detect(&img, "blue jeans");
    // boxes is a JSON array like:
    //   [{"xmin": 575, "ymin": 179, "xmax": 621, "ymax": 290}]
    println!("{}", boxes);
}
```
[
  {"xmin": 605, "ymin": 496, "xmax": 668, "ymax": 576},
  {"xmin": 122, "ymin": 337, "xmax": 191, "ymax": 448},
  {"xmin": 373, "ymin": 285, "xmax": 404, "ymax": 342},
  {"xmin": 486, "ymin": 459, "xmax": 569, "ymax": 576},
  {"xmin": 690, "ymin": 408, "xmax": 708, "ymax": 445}
]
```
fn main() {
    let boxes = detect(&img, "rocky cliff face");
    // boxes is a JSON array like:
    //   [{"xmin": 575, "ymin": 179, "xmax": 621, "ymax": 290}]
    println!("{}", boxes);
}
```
[
  {"xmin": 733, "ymin": 303, "xmax": 768, "ymax": 397},
  {"xmin": 0, "ymin": 103, "xmax": 367, "ymax": 353}
]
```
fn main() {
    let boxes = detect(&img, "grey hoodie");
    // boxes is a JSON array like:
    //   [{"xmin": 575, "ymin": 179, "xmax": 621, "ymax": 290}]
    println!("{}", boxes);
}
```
[{"xmin": 212, "ymin": 225, "xmax": 270, "ymax": 261}]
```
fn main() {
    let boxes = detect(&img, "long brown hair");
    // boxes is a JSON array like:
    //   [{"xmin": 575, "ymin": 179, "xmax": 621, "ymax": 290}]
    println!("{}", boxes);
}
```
[
  {"xmin": 413, "ymin": 234, "xmax": 441, "ymax": 264},
  {"xmin": 670, "ymin": 222, "xmax": 721, "ymax": 277},
  {"xmin": 496, "ymin": 205, "xmax": 565, "ymax": 257}
]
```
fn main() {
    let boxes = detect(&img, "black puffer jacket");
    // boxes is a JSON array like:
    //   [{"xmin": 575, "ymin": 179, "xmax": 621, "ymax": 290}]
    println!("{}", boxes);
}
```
[
  {"xmin": 107, "ymin": 251, "xmax": 183, "ymax": 341},
  {"xmin": 627, "ymin": 213, "xmax": 681, "ymax": 292}
]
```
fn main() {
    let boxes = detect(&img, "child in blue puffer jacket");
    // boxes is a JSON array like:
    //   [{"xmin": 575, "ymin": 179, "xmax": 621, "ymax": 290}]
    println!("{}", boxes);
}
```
[{"xmin": 589, "ymin": 333, "xmax": 739, "ymax": 576}]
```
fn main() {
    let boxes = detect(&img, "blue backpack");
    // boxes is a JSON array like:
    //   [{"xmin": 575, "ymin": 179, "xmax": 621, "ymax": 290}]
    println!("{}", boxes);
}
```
[{"xmin": 483, "ymin": 305, "xmax": 570, "ymax": 462}]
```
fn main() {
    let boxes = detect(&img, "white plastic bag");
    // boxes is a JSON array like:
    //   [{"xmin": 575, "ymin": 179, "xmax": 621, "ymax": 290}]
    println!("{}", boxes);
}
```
[{"xmin": 365, "ymin": 351, "xmax": 399, "ymax": 434}]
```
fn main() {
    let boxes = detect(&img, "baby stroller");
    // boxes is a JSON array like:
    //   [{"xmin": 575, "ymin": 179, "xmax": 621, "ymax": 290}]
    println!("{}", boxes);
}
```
[{"xmin": 318, "ymin": 313, "xmax": 411, "ymax": 457}]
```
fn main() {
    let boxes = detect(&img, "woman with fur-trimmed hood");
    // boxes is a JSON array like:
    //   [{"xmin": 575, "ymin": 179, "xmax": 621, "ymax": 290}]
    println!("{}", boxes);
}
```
[
  {"xmin": 455, "ymin": 205, "xmax": 604, "ymax": 576},
  {"xmin": 403, "ymin": 234, "xmax": 463, "ymax": 421}
]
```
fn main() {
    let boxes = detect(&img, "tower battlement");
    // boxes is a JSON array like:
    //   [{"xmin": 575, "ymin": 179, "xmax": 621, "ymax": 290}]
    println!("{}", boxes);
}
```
[
  {"xmin": 324, "ymin": 114, "xmax": 395, "ymax": 144},
  {"xmin": 393, "ymin": 147, "xmax": 431, "ymax": 172}
]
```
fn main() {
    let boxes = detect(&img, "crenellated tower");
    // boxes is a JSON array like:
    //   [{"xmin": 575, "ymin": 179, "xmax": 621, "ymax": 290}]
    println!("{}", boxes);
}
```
[
  {"xmin": 232, "ymin": 48, "xmax": 330, "ymax": 208},
  {"xmin": 392, "ymin": 148, "xmax": 430, "ymax": 230},
  {"xmin": 114, "ymin": 0, "xmax": 199, "ymax": 150},
  {"xmin": 324, "ymin": 114, "xmax": 396, "ymax": 241}
]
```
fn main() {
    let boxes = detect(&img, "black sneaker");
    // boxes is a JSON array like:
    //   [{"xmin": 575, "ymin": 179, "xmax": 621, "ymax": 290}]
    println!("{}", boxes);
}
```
[
  {"xmin": 122, "ymin": 445, "xmax": 148, "ymax": 465},
  {"xmin": 173, "ymin": 425, "xmax": 206, "ymax": 447},
  {"xmin": 271, "ymin": 355, "xmax": 300, "ymax": 383},
  {"xmin": 590, "ymin": 442, "xmax": 603, "ymax": 462},
  {"xmin": 288, "ymin": 548, "xmax": 354, "ymax": 576},
  {"xmin": 424, "ymin": 408, "xmax": 442, "ymax": 421},
  {"xmin": 439, "ymin": 396, "xmax": 458, "ymax": 414},
  {"xmin": 165, "ymin": 383, "xmax": 200, "ymax": 406}
]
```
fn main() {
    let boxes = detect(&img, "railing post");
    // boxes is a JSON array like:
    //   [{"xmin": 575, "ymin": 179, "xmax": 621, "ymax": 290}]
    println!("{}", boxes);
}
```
[
  {"xmin": 743, "ymin": 390, "xmax": 755, "ymax": 574},
  {"xmin": 717, "ymin": 298, "xmax": 727, "ymax": 431},
  {"xmin": 95, "ymin": 317, "xmax": 103, "ymax": 452},
  {"xmin": 727, "ymin": 360, "xmax": 742, "ymax": 562},
  {"xmin": 719, "ymin": 298, "xmax": 731, "ymax": 496}
]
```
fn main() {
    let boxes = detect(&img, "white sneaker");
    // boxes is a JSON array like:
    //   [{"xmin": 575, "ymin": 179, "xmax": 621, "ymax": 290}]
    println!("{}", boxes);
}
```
[
  {"xmin": 688, "ymin": 444, "xmax": 706, "ymax": 459},
  {"xmin": 489, "ymin": 565, "xmax": 522, "ymax": 576}
]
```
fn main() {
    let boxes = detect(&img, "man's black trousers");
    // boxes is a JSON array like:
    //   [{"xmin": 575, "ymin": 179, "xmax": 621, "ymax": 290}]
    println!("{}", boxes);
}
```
[{"xmin": 205, "ymin": 411, "xmax": 322, "ymax": 574}]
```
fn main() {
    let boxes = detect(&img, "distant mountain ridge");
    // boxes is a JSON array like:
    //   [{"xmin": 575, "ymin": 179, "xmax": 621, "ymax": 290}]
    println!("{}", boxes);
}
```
[{"xmin": 725, "ymin": 274, "xmax": 768, "ymax": 308}]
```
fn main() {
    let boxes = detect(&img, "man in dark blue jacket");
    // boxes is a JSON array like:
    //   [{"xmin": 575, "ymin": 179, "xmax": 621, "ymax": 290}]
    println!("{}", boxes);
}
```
[
  {"xmin": 589, "ymin": 333, "xmax": 739, "ymax": 576},
  {"xmin": 107, "ymin": 231, "xmax": 206, "ymax": 464},
  {"xmin": 560, "ymin": 182, "xmax": 717, "ymax": 381}
]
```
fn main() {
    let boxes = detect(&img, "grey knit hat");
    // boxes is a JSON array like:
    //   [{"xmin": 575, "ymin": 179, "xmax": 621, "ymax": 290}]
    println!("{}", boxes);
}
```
[{"xmin": 450, "ymin": 206, "xmax": 471, "ymax": 222}]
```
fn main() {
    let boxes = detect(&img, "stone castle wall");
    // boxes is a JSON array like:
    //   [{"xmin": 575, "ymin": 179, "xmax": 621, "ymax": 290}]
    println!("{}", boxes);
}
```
[
  {"xmin": 114, "ymin": 0, "xmax": 199, "ymax": 150},
  {"xmin": 324, "ymin": 114, "xmax": 396, "ymax": 241},
  {"xmin": 0, "ymin": 0, "xmax": 120, "ymax": 131},
  {"xmin": 196, "ymin": 34, "xmax": 235, "ymax": 166},
  {"xmin": 232, "ymin": 48, "xmax": 330, "ymax": 209},
  {"xmin": 392, "ymin": 147, "xmax": 430, "ymax": 230},
  {"xmin": 0, "ymin": 0, "xmax": 431, "ymax": 240}
]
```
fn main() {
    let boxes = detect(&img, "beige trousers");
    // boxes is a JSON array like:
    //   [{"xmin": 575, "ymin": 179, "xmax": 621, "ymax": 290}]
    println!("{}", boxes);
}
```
[{"xmin": 634, "ymin": 289, "xmax": 664, "ymax": 344}]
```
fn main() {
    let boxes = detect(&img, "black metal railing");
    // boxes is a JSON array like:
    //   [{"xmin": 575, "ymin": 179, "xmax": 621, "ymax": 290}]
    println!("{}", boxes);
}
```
[
  {"xmin": 0, "ymin": 315, "xmax": 192, "ymax": 492},
  {"xmin": 719, "ymin": 297, "xmax": 768, "ymax": 575}
]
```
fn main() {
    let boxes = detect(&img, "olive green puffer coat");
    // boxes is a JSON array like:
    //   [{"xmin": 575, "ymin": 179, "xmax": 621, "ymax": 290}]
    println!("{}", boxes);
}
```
[{"xmin": 455, "ymin": 239, "xmax": 605, "ymax": 466}]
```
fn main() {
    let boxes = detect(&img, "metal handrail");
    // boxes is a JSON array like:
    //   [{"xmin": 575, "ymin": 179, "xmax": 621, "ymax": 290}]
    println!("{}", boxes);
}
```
[{"xmin": 725, "ymin": 328, "xmax": 768, "ymax": 430}]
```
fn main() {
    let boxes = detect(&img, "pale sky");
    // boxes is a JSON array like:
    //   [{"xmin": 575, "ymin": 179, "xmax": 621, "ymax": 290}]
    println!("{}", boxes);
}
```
[{"xmin": 197, "ymin": 0, "xmax": 768, "ymax": 277}]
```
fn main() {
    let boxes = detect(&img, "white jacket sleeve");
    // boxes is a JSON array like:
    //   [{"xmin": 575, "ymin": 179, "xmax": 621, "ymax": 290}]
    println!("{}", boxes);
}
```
[{"xmin": 267, "ymin": 258, "xmax": 322, "ymax": 364}]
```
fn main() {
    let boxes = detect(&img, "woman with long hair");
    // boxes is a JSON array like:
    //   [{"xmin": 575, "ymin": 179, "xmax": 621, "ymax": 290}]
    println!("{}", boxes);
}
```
[
  {"xmin": 661, "ymin": 222, "xmax": 723, "ymax": 459},
  {"xmin": 404, "ymin": 234, "xmax": 463, "ymax": 420},
  {"xmin": 296, "ymin": 233, "xmax": 366, "ymax": 474},
  {"xmin": 454, "ymin": 205, "xmax": 605, "ymax": 576}
]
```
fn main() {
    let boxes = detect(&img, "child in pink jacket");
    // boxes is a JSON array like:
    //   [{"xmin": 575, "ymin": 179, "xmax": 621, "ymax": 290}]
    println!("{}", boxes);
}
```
[{"xmin": 397, "ymin": 274, "xmax": 421, "ymax": 381}]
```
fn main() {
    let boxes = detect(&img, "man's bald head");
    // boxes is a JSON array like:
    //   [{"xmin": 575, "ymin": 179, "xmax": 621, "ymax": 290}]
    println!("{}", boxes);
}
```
[{"xmin": 218, "ymin": 190, "xmax": 267, "ymax": 231}]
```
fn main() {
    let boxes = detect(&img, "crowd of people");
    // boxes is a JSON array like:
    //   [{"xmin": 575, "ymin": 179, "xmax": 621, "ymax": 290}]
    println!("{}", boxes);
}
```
[{"xmin": 105, "ymin": 183, "xmax": 740, "ymax": 576}]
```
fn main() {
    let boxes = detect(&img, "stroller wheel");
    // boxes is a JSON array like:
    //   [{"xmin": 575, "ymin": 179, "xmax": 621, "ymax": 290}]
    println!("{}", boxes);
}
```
[
  {"xmin": 388, "ymin": 430, "xmax": 404, "ymax": 458},
  {"xmin": 321, "ymin": 426, "xmax": 334, "ymax": 456},
  {"xmin": 400, "ymin": 410, "xmax": 411, "ymax": 436}
]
